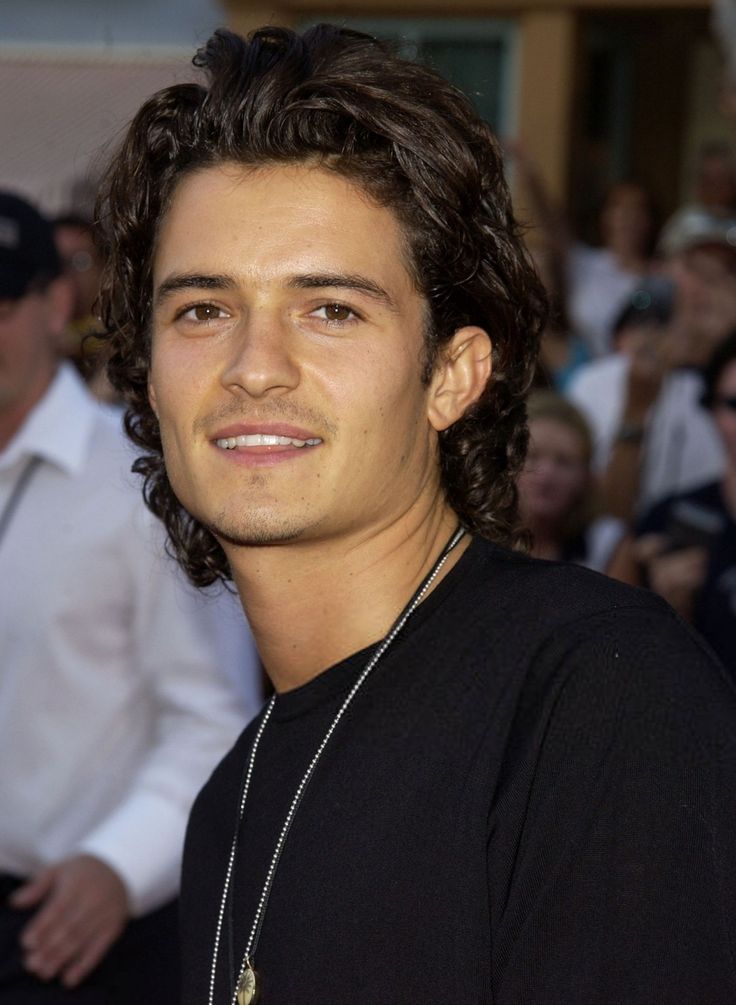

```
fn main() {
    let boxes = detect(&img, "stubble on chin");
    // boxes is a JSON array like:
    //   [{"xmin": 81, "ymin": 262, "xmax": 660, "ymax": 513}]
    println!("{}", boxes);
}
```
[{"xmin": 203, "ymin": 502, "xmax": 308, "ymax": 548}]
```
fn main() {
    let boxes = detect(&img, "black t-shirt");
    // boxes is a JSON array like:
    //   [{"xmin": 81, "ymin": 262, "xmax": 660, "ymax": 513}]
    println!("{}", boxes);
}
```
[
  {"xmin": 639, "ymin": 481, "xmax": 736, "ymax": 674},
  {"xmin": 182, "ymin": 537, "xmax": 736, "ymax": 1004}
]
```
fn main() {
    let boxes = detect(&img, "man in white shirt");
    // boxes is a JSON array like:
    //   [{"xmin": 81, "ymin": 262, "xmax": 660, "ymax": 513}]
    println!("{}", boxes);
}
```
[{"xmin": 0, "ymin": 192, "xmax": 260, "ymax": 1002}]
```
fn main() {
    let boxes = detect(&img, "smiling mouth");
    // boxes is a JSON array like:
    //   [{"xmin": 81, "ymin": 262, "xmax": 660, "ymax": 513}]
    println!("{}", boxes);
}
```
[{"xmin": 215, "ymin": 434, "xmax": 323, "ymax": 450}]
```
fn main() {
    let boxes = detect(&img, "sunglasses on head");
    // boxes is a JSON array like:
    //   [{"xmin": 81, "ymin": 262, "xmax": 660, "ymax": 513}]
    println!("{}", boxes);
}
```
[{"xmin": 714, "ymin": 395, "xmax": 736, "ymax": 411}]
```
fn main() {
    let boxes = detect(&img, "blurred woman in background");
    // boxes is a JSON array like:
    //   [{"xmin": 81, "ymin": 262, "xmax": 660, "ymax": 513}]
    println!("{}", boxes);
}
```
[{"xmin": 518, "ymin": 391, "xmax": 625, "ymax": 573}]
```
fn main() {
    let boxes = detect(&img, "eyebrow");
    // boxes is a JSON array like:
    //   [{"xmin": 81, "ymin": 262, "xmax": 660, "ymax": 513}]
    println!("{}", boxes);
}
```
[
  {"xmin": 288, "ymin": 273, "xmax": 398, "ymax": 311},
  {"xmin": 154, "ymin": 273, "xmax": 236, "ymax": 306},
  {"xmin": 153, "ymin": 270, "xmax": 399, "ymax": 312}
]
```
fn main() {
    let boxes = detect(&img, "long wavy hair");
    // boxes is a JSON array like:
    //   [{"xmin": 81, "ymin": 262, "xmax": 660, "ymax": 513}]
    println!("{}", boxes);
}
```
[{"xmin": 96, "ymin": 24, "xmax": 547, "ymax": 586}]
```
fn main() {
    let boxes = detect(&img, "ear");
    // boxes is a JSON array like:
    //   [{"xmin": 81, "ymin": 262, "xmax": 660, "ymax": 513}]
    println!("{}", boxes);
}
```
[
  {"xmin": 426, "ymin": 326, "xmax": 492, "ymax": 432},
  {"xmin": 148, "ymin": 379, "xmax": 159, "ymax": 418}
]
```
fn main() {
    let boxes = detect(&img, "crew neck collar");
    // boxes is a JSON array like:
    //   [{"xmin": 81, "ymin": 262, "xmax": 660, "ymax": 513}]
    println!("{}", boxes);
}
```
[{"xmin": 270, "ymin": 532, "xmax": 484, "ymax": 722}]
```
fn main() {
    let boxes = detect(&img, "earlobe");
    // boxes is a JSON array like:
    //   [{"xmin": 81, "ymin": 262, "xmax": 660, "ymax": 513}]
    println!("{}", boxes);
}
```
[
  {"xmin": 148, "ymin": 381, "xmax": 158, "ymax": 418},
  {"xmin": 427, "ymin": 326, "xmax": 492, "ymax": 432}
]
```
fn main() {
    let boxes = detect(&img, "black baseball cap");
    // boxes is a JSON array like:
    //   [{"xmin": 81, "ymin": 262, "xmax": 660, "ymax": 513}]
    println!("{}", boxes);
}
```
[
  {"xmin": 0, "ymin": 192, "xmax": 61, "ymax": 300},
  {"xmin": 611, "ymin": 275, "xmax": 676, "ymax": 338}
]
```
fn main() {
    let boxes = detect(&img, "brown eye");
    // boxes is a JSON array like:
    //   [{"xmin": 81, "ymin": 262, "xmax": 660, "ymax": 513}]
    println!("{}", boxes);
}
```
[
  {"xmin": 322, "ymin": 303, "xmax": 353, "ymax": 322},
  {"xmin": 192, "ymin": 303, "xmax": 222, "ymax": 321}
]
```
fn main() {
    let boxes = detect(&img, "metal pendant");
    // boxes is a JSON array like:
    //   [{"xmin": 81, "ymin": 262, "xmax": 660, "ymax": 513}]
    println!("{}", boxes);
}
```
[{"xmin": 237, "ymin": 962, "xmax": 259, "ymax": 1005}]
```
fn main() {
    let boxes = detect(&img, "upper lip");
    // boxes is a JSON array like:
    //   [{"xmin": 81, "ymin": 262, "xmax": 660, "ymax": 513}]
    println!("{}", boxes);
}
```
[{"xmin": 211, "ymin": 422, "xmax": 322, "ymax": 441}]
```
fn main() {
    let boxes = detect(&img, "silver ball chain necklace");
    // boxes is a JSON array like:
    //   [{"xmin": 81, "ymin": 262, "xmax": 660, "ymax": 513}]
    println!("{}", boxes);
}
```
[{"xmin": 208, "ymin": 525, "xmax": 466, "ymax": 1005}]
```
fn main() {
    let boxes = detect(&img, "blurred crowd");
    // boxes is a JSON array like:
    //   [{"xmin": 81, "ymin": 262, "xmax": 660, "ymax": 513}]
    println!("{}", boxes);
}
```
[{"xmin": 514, "ymin": 141, "xmax": 736, "ymax": 677}]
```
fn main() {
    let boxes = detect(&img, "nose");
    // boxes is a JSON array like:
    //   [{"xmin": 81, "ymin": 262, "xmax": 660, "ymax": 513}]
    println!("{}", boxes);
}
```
[{"xmin": 220, "ymin": 311, "xmax": 300, "ymax": 399}]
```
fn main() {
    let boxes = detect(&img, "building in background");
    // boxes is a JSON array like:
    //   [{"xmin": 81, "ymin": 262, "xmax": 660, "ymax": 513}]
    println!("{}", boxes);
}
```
[
  {"xmin": 222, "ymin": 0, "xmax": 728, "ymax": 239},
  {"xmin": 0, "ymin": 0, "xmax": 223, "ymax": 212},
  {"xmin": 0, "ymin": 0, "xmax": 730, "ymax": 233}
]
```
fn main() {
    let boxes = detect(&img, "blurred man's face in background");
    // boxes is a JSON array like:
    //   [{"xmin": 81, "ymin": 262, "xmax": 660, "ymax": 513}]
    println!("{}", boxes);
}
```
[
  {"xmin": 667, "ymin": 243, "xmax": 736, "ymax": 366},
  {"xmin": 0, "ymin": 284, "xmax": 67, "ymax": 446}
]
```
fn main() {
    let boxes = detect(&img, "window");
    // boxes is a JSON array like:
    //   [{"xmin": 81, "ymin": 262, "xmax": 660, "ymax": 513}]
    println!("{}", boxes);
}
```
[{"xmin": 302, "ymin": 17, "xmax": 517, "ymax": 135}]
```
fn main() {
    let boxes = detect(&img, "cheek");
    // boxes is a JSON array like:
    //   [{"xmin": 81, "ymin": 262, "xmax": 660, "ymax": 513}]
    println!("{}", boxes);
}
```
[
  {"xmin": 150, "ymin": 343, "xmax": 205, "ymax": 425},
  {"xmin": 324, "ymin": 346, "xmax": 426, "ymax": 435}
]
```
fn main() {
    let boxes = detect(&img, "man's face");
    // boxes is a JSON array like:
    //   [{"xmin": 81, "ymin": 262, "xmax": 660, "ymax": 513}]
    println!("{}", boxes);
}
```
[
  {"xmin": 149, "ymin": 162, "xmax": 442, "ymax": 550},
  {"xmin": 668, "ymin": 245, "xmax": 736, "ymax": 364},
  {"xmin": 0, "ymin": 288, "xmax": 60, "ymax": 442}
]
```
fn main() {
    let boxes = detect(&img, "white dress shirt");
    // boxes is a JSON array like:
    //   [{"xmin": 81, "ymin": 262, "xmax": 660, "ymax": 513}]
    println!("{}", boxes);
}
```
[{"xmin": 0, "ymin": 365, "xmax": 262, "ymax": 915}]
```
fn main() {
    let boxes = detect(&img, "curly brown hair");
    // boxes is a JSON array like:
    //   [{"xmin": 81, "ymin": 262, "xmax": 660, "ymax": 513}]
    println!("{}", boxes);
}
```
[{"xmin": 96, "ymin": 24, "xmax": 546, "ymax": 587}]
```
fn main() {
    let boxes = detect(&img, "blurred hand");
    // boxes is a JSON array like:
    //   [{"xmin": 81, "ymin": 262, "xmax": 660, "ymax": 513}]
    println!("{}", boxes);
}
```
[
  {"xmin": 634, "ymin": 534, "xmax": 708, "ymax": 618},
  {"xmin": 623, "ymin": 328, "xmax": 669, "ymax": 414},
  {"xmin": 9, "ymin": 854, "xmax": 130, "ymax": 988}
]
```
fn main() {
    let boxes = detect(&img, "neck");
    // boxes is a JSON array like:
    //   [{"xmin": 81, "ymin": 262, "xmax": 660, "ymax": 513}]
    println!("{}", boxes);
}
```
[{"xmin": 227, "ymin": 503, "xmax": 467, "ymax": 693}]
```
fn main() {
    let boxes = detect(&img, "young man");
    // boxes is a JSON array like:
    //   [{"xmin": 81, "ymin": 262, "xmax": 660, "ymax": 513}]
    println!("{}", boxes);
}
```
[
  {"xmin": 98, "ymin": 25, "xmax": 736, "ymax": 1004},
  {"xmin": 0, "ymin": 191, "xmax": 258, "ymax": 1003}
]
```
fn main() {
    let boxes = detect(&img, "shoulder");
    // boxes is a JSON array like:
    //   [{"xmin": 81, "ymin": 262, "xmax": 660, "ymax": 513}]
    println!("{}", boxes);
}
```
[
  {"xmin": 470, "ymin": 537, "xmax": 649, "ymax": 617},
  {"xmin": 468, "ymin": 539, "xmax": 728, "ymax": 683},
  {"xmin": 470, "ymin": 542, "xmax": 736, "ymax": 755},
  {"xmin": 456, "ymin": 537, "xmax": 666, "ymax": 655}
]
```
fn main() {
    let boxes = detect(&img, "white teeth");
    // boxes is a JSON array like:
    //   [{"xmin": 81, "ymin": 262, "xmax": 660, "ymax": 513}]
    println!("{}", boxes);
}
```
[{"xmin": 215, "ymin": 434, "xmax": 322, "ymax": 450}]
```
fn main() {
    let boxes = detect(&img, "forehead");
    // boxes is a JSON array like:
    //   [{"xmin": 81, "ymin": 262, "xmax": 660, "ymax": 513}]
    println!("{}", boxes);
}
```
[{"xmin": 154, "ymin": 161, "xmax": 417, "ymax": 292}]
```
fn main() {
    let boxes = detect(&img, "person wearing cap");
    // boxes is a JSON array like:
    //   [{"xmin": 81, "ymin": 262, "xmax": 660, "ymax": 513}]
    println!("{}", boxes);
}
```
[
  {"xmin": 658, "ymin": 144, "xmax": 736, "ymax": 247},
  {"xmin": 567, "ymin": 220, "xmax": 736, "ymax": 523},
  {"xmin": 0, "ymin": 191, "xmax": 260, "ymax": 1002}
]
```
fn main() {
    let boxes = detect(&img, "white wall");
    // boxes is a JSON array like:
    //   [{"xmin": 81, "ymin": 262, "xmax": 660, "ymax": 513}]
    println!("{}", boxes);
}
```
[
  {"xmin": 0, "ymin": 0, "xmax": 227, "ymax": 212},
  {"xmin": 0, "ymin": 0, "xmax": 225, "ymax": 48}
]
